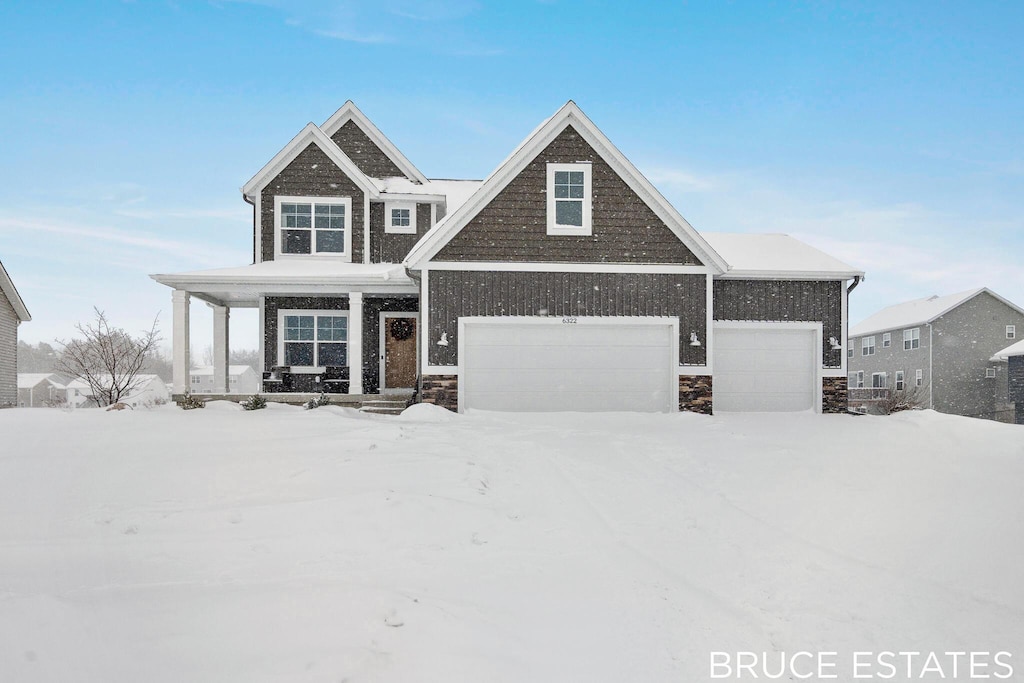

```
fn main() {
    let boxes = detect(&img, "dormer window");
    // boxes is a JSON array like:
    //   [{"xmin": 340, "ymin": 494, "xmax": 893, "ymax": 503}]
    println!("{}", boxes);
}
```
[
  {"xmin": 547, "ymin": 163, "xmax": 592, "ymax": 235},
  {"xmin": 385, "ymin": 201, "xmax": 417, "ymax": 234},
  {"xmin": 276, "ymin": 196, "xmax": 351, "ymax": 257}
]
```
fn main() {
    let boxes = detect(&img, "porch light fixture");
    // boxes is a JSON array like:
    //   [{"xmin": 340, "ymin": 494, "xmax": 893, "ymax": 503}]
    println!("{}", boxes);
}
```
[
  {"xmin": 689, "ymin": 332, "xmax": 701, "ymax": 347},
  {"xmin": 829, "ymin": 336, "xmax": 843, "ymax": 351},
  {"xmin": 437, "ymin": 332, "xmax": 449, "ymax": 347}
]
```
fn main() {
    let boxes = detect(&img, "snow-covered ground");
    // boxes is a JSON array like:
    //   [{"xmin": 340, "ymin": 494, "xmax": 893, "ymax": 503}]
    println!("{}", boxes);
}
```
[{"xmin": 1, "ymin": 404, "xmax": 1021, "ymax": 682}]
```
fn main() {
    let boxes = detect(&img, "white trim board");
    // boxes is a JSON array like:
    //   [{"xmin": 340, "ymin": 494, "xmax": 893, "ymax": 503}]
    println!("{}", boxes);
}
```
[
  {"xmin": 276, "ymin": 308, "xmax": 350, "ymax": 375},
  {"xmin": 403, "ymin": 101, "xmax": 729, "ymax": 273},
  {"xmin": 321, "ymin": 101, "xmax": 429, "ymax": 185},
  {"xmin": 424, "ymin": 261, "xmax": 710, "ymax": 274}
]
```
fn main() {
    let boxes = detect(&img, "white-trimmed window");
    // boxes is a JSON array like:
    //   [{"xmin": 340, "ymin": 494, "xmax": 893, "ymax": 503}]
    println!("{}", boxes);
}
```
[
  {"xmin": 190, "ymin": 376, "xmax": 201, "ymax": 385},
  {"xmin": 986, "ymin": 367, "xmax": 997, "ymax": 379},
  {"xmin": 385, "ymin": 201, "xmax": 417, "ymax": 235},
  {"xmin": 882, "ymin": 332, "xmax": 891, "ymax": 348},
  {"xmin": 1008, "ymin": 325, "xmax": 1017, "ymax": 340},
  {"xmin": 871, "ymin": 372, "xmax": 887, "ymax": 389},
  {"xmin": 861, "ymin": 336, "xmax": 875, "ymax": 356},
  {"xmin": 276, "ymin": 196, "xmax": 352, "ymax": 257},
  {"xmin": 903, "ymin": 327, "xmax": 920, "ymax": 350},
  {"xmin": 895, "ymin": 371, "xmax": 905, "ymax": 391},
  {"xmin": 916, "ymin": 369, "xmax": 923, "ymax": 387},
  {"xmin": 546, "ymin": 163, "xmax": 592, "ymax": 235},
  {"xmin": 278, "ymin": 310, "xmax": 348, "ymax": 369},
  {"xmin": 847, "ymin": 348, "xmax": 854, "ymax": 358},
  {"xmin": 853, "ymin": 371, "xmax": 865, "ymax": 388}
]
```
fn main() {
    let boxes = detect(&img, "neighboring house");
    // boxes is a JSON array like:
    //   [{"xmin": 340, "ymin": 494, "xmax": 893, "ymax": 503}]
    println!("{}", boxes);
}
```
[
  {"xmin": 849, "ymin": 288, "xmax": 1024, "ymax": 421},
  {"xmin": 991, "ymin": 339, "xmax": 1024, "ymax": 425},
  {"xmin": 190, "ymin": 365, "xmax": 260, "ymax": 394},
  {"xmin": 152, "ymin": 101, "xmax": 864, "ymax": 414},
  {"xmin": 17, "ymin": 373, "xmax": 67, "ymax": 407},
  {"xmin": 0, "ymin": 260, "xmax": 31, "ymax": 407},
  {"xmin": 65, "ymin": 374, "xmax": 171, "ymax": 409}
]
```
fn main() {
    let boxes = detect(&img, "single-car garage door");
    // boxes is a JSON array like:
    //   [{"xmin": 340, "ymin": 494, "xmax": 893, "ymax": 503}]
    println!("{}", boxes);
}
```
[
  {"xmin": 461, "ymin": 318, "xmax": 677, "ymax": 412},
  {"xmin": 713, "ymin": 324, "xmax": 819, "ymax": 412}
]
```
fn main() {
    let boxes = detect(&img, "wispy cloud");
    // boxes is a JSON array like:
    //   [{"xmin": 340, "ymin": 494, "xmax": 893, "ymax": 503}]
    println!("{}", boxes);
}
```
[{"xmin": 644, "ymin": 166, "xmax": 718, "ymax": 193}]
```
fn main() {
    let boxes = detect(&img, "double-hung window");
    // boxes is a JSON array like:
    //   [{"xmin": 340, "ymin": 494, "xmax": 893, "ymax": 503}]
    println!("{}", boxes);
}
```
[
  {"xmin": 280, "ymin": 311, "xmax": 348, "ymax": 369},
  {"xmin": 276, "ymin": 196, "xmax": 351, "ymax": 257},
  {"xmin": 547, "ymin": 163, "xmax": 592, "ymax": 235},
  {"xmin": 895, "ymin": 371, "xmax": 905, "ymax": 391},
  {"xmin": 903, "ymin": 327, "xmax": 920, "ymax": 350},
  {"xmin": 861, "ymin": 336, "xmax": 875, "ymax": 356},
  {"xmin": 915, "ymin": 369, "xmax": 923, "ymax": 387},
  {"xmin": 384, "ymin": 201, "xmax": 417, "ymax": 234},
  {"xmin": 1008, "ymin": 325, "xmax": 1017, "ymax": 340},
  {"xmin": 882, "ymin": 332, "xmax": 891, "ymax": 348}
]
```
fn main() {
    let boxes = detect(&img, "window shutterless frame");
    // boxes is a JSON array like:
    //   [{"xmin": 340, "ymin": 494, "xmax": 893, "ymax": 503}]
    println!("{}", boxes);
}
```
[
  {"xmin": 903, "ymin": 327, "xmax": 920, "ymax": 350},
  {"xmin": 1008, "ymin": 325, "xmax": 1016, "ymax": 340},
  {"xmin": 277, "ymin": 309, "xmax": 349, "ymax": 372},
  {"xmin": 861, "ymin": 336, "xmax": 875, "ymax": 356},
  {"xmin": 275, "ymin": 196, "xmax": 352, "ymax": 258},
  {"xmin": 384, "ymin": 201, "xmax": 417, "ymax": 235},
  {"xmin": 546, "ymin": 162, "xmax": 592, "ymax": 236}
]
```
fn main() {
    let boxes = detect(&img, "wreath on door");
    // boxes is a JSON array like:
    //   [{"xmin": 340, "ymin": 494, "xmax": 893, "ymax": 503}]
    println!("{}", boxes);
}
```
[{"xmin": 390, "ymin": 318, "xmax": 415, "ymax": 341}]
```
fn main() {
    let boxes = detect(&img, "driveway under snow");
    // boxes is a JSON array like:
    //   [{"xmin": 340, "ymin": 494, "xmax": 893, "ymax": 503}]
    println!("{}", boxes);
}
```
[{"xmin": 0, "ymin": 404, "xmax": 1021, "ymax": 682}]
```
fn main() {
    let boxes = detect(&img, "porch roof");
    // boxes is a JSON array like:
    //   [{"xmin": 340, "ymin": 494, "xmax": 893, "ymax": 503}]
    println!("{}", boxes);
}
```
[{"xmin": 150, "ymin": 260, "xmax": 417, "ymax": 307}]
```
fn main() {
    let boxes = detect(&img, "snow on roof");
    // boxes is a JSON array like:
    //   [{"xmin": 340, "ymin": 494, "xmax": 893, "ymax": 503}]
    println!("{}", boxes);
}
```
[
  {"xmin": 850, "ymin": 288, "xmax": 986, "ymax": 337},
  {"xmin": 701, "ymin": 233, "xmax": 864, "ymax": 279},
  {"xmin": 152, "ymin": 260, "xmax": 411, "ymax": 285},
  {"xmin": 991, "ymin": 338, "xmax": 1024, "ymax": 361},
  {"xmin": 17, "ymin": 373, "xmax": 63, "ymax": 389},
  {"xmin": 372, "ymin": 177, "xmax": 483, "ymax": 215},
  {"xmin": 65, "ymin": 374, "xmax": 163, "ymax": 389},
  {"xmin": 0, "ymin": 260, "xmax": 31, "ymax": 322},
  {"xmin": 190, "ymin": 365, "xmax": 256, "ymax": 376}
]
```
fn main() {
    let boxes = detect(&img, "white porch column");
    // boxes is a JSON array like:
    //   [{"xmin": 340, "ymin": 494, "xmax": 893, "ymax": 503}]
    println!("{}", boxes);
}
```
[
  {"xmin": 348, "ymin": 292, "xmax": 364, "ymax": 395},
  {"xmin": 212, "ymin": 304, "xmax": 230, "ymax": 393},
  {"xmin": 172, "ymin": 290, "xmax": 191, "ymax": 394}
]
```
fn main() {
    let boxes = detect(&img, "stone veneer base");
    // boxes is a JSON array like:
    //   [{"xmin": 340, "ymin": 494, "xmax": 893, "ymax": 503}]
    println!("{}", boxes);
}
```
[
  {"xmin": 679, "ymin": 375, "xmax": 713, "ymax": 415},
  {"xmin": 822, "ymin": 376, "xmax": 849, "ymax": 414},
  {"xmin": 420, "ymin": 374, "xmax": 458, "ymax": 412}
]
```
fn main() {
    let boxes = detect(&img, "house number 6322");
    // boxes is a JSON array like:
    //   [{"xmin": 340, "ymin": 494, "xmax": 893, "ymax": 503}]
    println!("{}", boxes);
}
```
[{"xmin": 562, "ymin": 317, "xmax": 578, "ymax": 324}]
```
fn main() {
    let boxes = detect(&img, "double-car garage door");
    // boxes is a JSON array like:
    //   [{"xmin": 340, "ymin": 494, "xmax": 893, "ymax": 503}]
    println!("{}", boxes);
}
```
[
  {"xmin": 458, "ymin": 318, "xmax": 820, "ymax": 413},
  {"xmin": 461, "ymin": 318, "xmax": 677, "ymax": 412}
]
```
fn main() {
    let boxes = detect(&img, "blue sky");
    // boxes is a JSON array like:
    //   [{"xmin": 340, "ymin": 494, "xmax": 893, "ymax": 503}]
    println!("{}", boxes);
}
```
[{"xmin": 2, "ymin": 1, "xmax": 1022, "ymax": 353}]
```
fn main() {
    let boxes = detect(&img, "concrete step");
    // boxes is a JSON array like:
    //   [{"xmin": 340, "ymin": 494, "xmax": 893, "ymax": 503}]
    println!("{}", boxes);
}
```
[{"xmin": 359, "ymin": 397, "xmax": 411, "ymax": 415}]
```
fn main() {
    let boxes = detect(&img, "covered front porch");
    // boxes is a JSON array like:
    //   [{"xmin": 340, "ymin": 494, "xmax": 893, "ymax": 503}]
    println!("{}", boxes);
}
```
[{"xmin": 150, "ymin": 261, "xmax": 420, "ymax": 401}]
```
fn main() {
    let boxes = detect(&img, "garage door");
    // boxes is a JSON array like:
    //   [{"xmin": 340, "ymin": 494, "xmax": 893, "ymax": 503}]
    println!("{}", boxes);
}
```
[
  {"xmin": 461, "ymin": 318, "xmax": 676, "ymax": 412},
  {"xmin": 713, "ymin": 325, "xmax": 818, "ymax": 412}
]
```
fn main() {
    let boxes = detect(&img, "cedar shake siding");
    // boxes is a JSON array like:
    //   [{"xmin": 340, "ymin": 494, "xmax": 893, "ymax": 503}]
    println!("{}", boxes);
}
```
[
  {"xmin": 362, "ymin": 297, "xmax": 418, "ymax": 394},
  {"xmin": 713, "ymin": 279, "xmax": 843, "ymax": 368},
  {"xmin": 427, "ymin": 270, "xmax": 706, "ymax": 366},
  {"xmin": 0, "ymin": 293, "xmax": 17, "ymax": 407},
  {"xmin": 369, "ymin": 203, "xmax": 432, "ymax": 263},
  {"xmin": 263, "ymin": 296, "xmax": 349, "ymax": 370},
  {"xmin": 434, "ymin": 125, "xmax": 701, "ymax": 264},
  {"xmin": 330, "ymin": 120, "xmax": 406, "ymax": 179},
  {"xmin": 260, "ymin": 143, "xmax": 365, "ymax": 263}
]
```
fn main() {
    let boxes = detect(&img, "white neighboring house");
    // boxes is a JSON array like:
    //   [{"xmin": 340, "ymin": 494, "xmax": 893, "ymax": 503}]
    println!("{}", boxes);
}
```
[
  {"xmin": 17, "ymin": 373, "xmax": 67, "ymax": 407},
  {"xmin": 65, "ymin": 374, "xmax": 171, "ymax": 408},
  {"xmin": 189, "ymin": 365, "xmax": 260, "ymax": 395}
]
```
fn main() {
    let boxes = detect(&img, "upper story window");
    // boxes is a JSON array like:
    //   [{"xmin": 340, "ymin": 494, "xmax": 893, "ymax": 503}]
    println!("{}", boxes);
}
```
[
  {"xmin": 882, "ymin": 332, "xmax": 891, "ymax": 348},
  {"xmin": 1008, "ymin": 325, "xmax": 1016, "ymax": 339},
  {"xmin": 279, "ymin": 311, "xmax": 348, "ymax": 369},
  {"xmin": 861, "ymin": 336, "xmax": 875, "ymax": 356},
  {"xmin": 903, "ymin": 327, "xmax": 920, "ymax": 350},
  {"xmin": 276, "ymin": 196, "xmax": 351, "ymax": 257},
  {"xmin": 385, "ymin": 201, "xmax": 417, "ymax": 235},
  {"xmin": 546, "ymin": 163, "xmax": 592, "ymax": 236}
]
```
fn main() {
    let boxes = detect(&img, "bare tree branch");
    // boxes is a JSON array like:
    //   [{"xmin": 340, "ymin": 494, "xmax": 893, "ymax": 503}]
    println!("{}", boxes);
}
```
[{"xmin": 55, "ymin": 308, "xmax": 161, "ymax": 407}]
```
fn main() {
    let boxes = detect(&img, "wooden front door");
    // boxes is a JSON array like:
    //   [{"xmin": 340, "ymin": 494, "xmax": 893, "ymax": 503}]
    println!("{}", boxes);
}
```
[{"xmin": 383, "ymin": 315, "xmax": 417, "ymax": 390}]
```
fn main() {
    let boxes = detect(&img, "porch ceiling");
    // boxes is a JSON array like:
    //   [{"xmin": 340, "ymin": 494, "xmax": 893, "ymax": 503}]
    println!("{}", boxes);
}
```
[{"xmin": 150, "ymin": 261, "xmax": 418, "ymax": 307}]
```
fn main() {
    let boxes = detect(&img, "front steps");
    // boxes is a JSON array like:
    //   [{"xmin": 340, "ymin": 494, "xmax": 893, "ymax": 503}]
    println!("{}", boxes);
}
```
[{"xmin": 359, "ymin": 396, "xmax": 412, "ymax": 415}]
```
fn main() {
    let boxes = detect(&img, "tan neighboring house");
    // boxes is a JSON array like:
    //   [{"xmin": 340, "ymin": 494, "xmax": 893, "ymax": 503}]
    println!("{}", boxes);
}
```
[
  {"xmin": 1, "ymin": 260, "xmax": 32, "ymax": 407},
  {"xmin": 17, "ymin": 373, "xmax": 67, "ymax": 407}
]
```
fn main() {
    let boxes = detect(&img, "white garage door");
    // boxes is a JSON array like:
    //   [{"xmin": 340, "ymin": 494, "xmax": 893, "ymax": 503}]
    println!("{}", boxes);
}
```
[
  {"xmin": 713, "ymin": 325, "xmax": 819, "ymax": 412},
  {"xmin": 461, "ymin": 319, "xmax": 676, "ymax": 412}
]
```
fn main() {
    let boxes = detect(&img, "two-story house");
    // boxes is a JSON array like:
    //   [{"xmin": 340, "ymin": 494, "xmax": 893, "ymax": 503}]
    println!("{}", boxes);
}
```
[
  {"xmin": 1, "ymin": 260, "xmax": 32, "ymax": 408},
  {"xmin": 849, "ymin": 288, "xmax": 1024, "ymax": 421},
  {"xmin": 189, "ymin": 365, "xmax": 260, "ymax": 395},
  {"xmin": 153, "ymin": 101, "xmax": 864, "ymax": 414}
]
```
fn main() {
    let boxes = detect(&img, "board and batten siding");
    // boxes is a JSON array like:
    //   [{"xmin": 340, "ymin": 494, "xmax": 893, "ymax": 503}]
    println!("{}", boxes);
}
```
[
  {"xmin": 427, "ymin": 270, "xmax": 706, "ymax": 366},
  {"xmin": 368, "ymin": 203, "xmax": 432, "ymax": 263},
  {"xmin": 259, "ymin": 143, "xmax": 365, "ymax": 263},
  {"xmin": 713, "ymin": 279, "xmax": 843, "ymax": 368},
  {"xmin": 0, "ymin": 292, "xmax": 18, "ymax": 407},
  {"xmin": 434, "ymin": 125, "xmax": 702, "ymax": 264},
  {"xmin": 330, "ymin": 120, "xmax": 406, "ymax": 179}
]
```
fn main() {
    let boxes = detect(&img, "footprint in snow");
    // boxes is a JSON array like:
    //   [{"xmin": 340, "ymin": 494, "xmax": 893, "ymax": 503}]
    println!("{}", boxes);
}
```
[
  {"xmin": 384, "ymin": 610, "xmax": 404, "ymax": 628},
  {"xmin": 123, "ymin": 525, "xmax": 139, "ymax": 535}
]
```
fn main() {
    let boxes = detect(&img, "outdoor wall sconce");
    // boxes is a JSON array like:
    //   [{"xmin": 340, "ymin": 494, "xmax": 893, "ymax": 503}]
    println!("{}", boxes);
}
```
[
  {"xmin": 829, "ymin": 336, "xmax": 843, "ymax": 350},
  {"xmin": 437, "ymin": 332, "xmax": 449, "ymax": 347},
  {"xmin": 689, "ymin": 332, "xmax": 702, "ymax": 347}
]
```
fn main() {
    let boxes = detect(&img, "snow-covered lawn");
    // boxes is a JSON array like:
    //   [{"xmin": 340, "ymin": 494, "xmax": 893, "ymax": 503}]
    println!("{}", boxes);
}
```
[{"xmin": 1, "ymin": 404, "xmax": 1022, "ymax": 682}]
